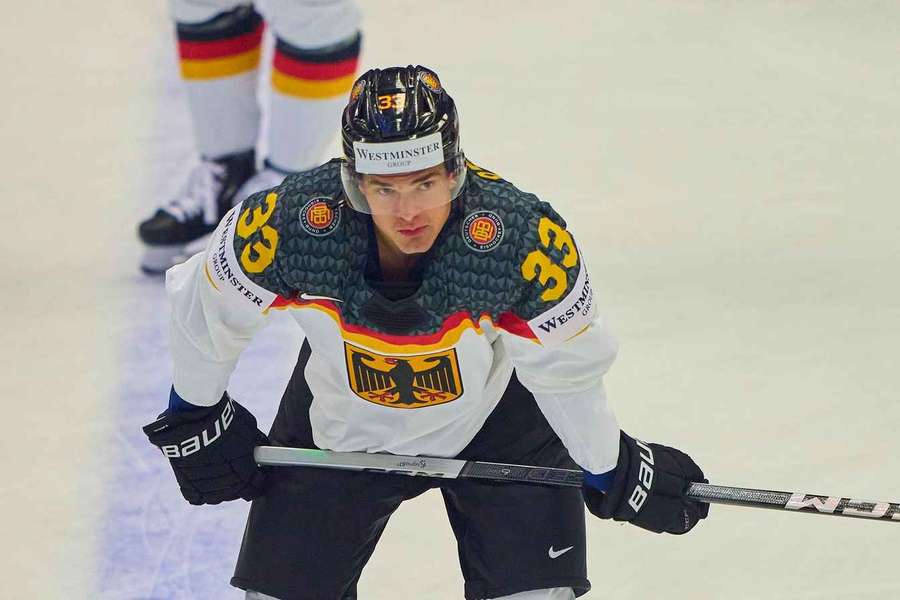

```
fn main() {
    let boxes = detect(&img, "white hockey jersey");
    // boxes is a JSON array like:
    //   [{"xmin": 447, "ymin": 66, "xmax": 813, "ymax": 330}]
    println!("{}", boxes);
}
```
[{"xmin": 166, "ymin": 160, "xmax": 620, "ymax": 474}]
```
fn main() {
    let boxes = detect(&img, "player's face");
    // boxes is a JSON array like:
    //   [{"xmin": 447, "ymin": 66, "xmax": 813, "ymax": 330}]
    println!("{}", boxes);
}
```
[{"xmin": 360, "ymin": 166, "xmax": 455, "ymax": 255}]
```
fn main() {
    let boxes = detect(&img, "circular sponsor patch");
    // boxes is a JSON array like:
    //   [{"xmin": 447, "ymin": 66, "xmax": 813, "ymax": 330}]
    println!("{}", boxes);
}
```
[
  {"xmin": 300, "ymin": 197, "xmax": 341, "ymax": 237},
  {"xmin": 462, "ymin": 211, "xmax": 504, "ymax": 252}
]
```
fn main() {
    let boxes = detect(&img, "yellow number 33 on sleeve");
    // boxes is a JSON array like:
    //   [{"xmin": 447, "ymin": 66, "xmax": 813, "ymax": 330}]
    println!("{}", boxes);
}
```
[
  {"xmin": 236, "ymin": 191, "xmax": 280, "ymax": 274},
  {"xmin": 520, "ymin": 217, "xmax": 578, "ymax": 302}
]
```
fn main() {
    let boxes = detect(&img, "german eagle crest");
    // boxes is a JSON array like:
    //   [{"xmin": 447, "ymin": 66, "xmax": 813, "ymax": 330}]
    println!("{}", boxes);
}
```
[{"xmin": 344, "ymin": 342, "xmax": 464, "ymax": 408}]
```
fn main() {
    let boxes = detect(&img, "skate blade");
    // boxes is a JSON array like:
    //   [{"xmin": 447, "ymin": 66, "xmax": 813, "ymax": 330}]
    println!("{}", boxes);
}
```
[
  {"xmin": 182, "ymin": 235, "xmax": 210, "ymax": 258},
  {"xmin": 140, "ymin": 246, "xmax": 186, "ymax": 275},
  {"xmin": 140, "ymin": 234, "xmax": 212, "ymax": 275}
]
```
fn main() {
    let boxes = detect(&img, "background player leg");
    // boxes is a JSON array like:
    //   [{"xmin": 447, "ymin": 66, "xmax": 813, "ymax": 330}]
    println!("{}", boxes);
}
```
[
  {"xmin": 138, "ymin": 0, "xmax": 263, "ymax": 273},
  {"xmin": 252, "ymin": 0, "xmax": 361, "ymax": 182}
]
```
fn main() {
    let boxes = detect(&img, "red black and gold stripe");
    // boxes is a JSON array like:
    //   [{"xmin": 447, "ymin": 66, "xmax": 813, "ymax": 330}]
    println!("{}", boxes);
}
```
[
  {"xmin": 271, "ymin": 33, "xmax": 361, "ymax": 99},
  {"xmin": 176, "ymin": 6, "xmax": 264, "ymax": 80},
  {"xmin": 267, "ymin": 296, "xmax": 540, "ymax": 353}
]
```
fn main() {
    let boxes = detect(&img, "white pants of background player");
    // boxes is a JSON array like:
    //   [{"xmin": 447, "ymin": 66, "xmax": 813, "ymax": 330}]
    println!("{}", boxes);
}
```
[{"xmin": 169, "ymin": 0, "xmax": 361, "ymax": 171}]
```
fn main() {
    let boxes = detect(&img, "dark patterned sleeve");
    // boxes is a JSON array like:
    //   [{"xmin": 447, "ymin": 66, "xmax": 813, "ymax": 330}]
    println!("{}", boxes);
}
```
[
  {"xmin": 205, "ymin": 186, "xmax": 295, "ymax": 311},
  {"xmin": 506, "ymin": 201, "xmax": 596, "ymax": 346}
]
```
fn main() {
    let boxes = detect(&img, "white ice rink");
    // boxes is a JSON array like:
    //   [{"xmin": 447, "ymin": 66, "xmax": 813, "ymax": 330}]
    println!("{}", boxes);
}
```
[{"xmin": 2, "ymin": 2, "xmax": 899, "ymax": 598}]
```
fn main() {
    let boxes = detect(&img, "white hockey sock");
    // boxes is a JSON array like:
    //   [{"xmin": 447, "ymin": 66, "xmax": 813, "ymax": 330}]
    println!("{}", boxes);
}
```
[
  {"xmin": 174, "ymin": 4, "xmax": 263, "ymax": 158},
  {"xmin": 265, "ymin": 32, "xmax": 361, "ymax": 172}
]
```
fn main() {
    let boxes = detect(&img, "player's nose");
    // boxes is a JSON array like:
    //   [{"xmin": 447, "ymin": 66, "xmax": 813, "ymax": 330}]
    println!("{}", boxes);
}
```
[{"xmin": 393, "ymin": 194, "xmax": 421, "ymax": 221}]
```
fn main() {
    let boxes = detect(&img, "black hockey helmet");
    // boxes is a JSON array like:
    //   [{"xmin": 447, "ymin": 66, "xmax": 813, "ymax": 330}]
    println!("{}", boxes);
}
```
[{"xmin": 340, "ymin": 65, "xmax": 466, "ymax": 213}]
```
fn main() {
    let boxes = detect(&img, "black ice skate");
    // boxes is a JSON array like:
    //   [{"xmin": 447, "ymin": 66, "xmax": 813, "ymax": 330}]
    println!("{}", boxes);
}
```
[{"xmin": 138, "ymin": 149, "xmax": 256, "ymax": 274}]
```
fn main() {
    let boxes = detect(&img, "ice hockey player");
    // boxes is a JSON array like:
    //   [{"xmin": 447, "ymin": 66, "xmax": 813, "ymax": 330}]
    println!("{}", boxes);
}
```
[
  {"xmin": 144, "ymin": 65, "xmax": 709, "ymax": 600},
  {"xmin": 137, "ymin": 0, "xmax": 362, "ymax": 273}
]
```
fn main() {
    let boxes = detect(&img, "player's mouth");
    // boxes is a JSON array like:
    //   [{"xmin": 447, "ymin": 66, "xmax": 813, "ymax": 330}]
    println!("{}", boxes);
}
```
[{"xmin": 397, "ymin": 225, "xmax": 428, "ymax": 237}]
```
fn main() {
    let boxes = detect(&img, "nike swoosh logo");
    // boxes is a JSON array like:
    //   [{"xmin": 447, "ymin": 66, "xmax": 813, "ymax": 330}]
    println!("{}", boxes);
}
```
[
  {"xmin": 299, "ymin": 292, "xmax": 343, "ymax": 303},
  {"xmin": 548, "ymin": 546, "xmax": 574, "ymax": 559}
]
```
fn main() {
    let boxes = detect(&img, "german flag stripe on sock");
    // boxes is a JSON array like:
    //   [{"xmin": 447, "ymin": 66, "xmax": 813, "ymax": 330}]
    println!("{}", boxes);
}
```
[
  {"xmin": 177, "ymin": 7, "xmax": 264, "ymax": 80},
  {"xmin": 272, "ymin": 33, "xmax": 361, "ymax": 99}
]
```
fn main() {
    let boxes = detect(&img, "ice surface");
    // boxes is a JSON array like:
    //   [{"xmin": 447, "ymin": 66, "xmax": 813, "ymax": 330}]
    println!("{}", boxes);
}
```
[{"xmin": 2, "ymin": 2, "xmax": 899, "ymax": 598}]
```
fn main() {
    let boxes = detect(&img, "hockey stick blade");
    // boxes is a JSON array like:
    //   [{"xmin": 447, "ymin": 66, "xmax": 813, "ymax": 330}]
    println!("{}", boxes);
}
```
[{"xmin": 255, "ymin": 446, "xmax": 900, "ymax": 523}]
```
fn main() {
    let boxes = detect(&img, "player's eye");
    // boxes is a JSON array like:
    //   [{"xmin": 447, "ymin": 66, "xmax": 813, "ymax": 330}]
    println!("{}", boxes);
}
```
[
  {"xmin": 418, "ymin": 180, "xmax": 434, "ymax": 191},
  {"xmin": 376, "ymin": 187, "xmax": 396, "ymax": 197}
]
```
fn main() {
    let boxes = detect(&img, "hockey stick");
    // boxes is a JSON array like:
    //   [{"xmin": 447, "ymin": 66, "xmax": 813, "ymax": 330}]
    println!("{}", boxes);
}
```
[{"xmin": 254, "ymin": 446, "xmax": 900, "ymax": 523}]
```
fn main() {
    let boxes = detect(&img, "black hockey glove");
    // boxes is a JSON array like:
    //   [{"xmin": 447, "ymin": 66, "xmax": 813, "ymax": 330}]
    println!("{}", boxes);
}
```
[
  {"xmin": 143, "ymin": 392, "xmax": 268, "ymax": 506},
  {"xmin": 582, "ymin": 431, "xmax": 709, "ymax": 534}
]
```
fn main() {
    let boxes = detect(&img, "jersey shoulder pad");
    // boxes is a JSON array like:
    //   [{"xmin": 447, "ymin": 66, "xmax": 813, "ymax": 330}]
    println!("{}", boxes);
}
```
[
  {"xmin": 206, "ymin": 161, "xmax": 356, "ymax": 311},
  {"xmin": 205, "ymin": 186, "xmax": 285, "ymax": 312},
  {"xmin": 461, "ymin": 162, "xmax": 595, "ymax": 346},
  {"xmin": 275, "ymin": 160, "xmax": 348, "ymax": 245},
  {"xmin": 265, "ymin": 160, "xmax": 366, "ymax": 297},
  {"xmin": 457, "ymin": 159, "xmax": 543, "ymax": 254}
]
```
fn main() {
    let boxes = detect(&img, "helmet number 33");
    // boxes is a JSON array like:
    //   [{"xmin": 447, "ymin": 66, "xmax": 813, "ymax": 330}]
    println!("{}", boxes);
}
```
[
  {"xmin": 521, "ymin": 217, "xmax": 578, "ymax": 302},
  {"xmin": 237, "ymin": 191, "xmax": 280, "ymax": 274},
  {"xmin": 377, "ymin": 93, "xmax": 405, "ymax": 111}
]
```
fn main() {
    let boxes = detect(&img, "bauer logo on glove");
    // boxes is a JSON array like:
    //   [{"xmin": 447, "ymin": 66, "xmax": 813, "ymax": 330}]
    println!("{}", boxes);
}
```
[
  {"xmin": 148, "ymin": 396, "xmax": 236, "ymax": 458},
  {"xmin": 626, "ymin": 438, "xmax": 655, "ymax": 513}
]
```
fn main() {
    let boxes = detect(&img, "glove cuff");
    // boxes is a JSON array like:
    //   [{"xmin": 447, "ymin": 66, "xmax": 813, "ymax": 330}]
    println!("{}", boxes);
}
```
[
  {"xmin": 583, "ymin": 432, "xmax": 632, "ymax": 519},
  {"xmin": 168, "ymin": 386, "xmax": 212, "ymax": 414}
]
